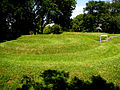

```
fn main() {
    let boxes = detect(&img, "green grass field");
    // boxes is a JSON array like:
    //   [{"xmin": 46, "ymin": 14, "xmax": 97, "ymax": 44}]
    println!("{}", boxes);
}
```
[{"xmin": 0, "ymin": 32, "xmax": 120, "ymax": 89}]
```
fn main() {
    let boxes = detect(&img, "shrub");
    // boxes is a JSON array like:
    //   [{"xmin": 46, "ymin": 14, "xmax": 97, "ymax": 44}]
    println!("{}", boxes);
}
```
[
  {"xmin": 40, "ymin": 69, "xmax": 69, "ymax": 89},
  {"xmin": 43, "ymin": 25, "xmax": 52, "ymax": 34},
  {"xmin": 69, "ymin": 29, "xmax": 75, "ymax": 32},
  {"xmin": 51, "ymin": 24, "xmax": 63, "ymax": 34},
  {"xmin": 29, "ymin": 31, "xmax": 35, "ymax": 35},
  {"xmin": 17, "ymin": 70, "xmax": 119, "ymax": 90}
]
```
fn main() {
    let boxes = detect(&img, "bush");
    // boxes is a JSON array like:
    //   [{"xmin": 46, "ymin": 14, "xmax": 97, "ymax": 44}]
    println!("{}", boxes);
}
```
[
  {"xmin": 51, "ymin": 24, "xmax": 63, "ymax": 34},
  {"xmin": 17, "ymin": 69, "xmax": 119, "ymax": 90},
  {"xmin": 43, "ymin": 25, "xmax": 52, "ymax": 34}
]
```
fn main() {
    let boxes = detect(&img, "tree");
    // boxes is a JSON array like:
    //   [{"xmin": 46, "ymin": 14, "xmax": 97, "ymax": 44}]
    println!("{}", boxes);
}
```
[
  {"xmin": 107, "ymin": 15, "xmax": 120, "ymax": 33},
  {"xmin": 83, "ymin": 14, "xmax": 96, "ymax": 32},
  {"xmin": 104, "ymin": 0, "xmax": 120, "ymax": 33},
  {"xmin": 83, "ymin": 1, "xmax": 110, "ymax": 32},
  {"xmin": 0, "ymin": 0, "xmax": 6, "ymax": 41},
  {"xmin": 53, "ymin": 0, "xmax": 76, "ymax": 30},
  {"xmin": 0, "ymin": 0, "xmax": 37, "ymax": 41},
  {"xmin": 0, "ymin": 0, "xmax": 76, "ymax": 41},
  {"xmin": 111, "ymin": 0, "xmax": 120, "ymax": 15},
  {"xmin": 71, "ymin": 14, "xmax": 85, "ymax": 32},
  {"xmin": 35, "ymin": 0, "xmax": 76, "ymax": 33},
  {"xmin": 0, "ymin": 0, "xmax": 15, "ymax": 41},
  {"xmin": 11, "ymin": 0, "xmax": 36, "ymax": 35},
  {"xmin": 82, "ymin": 0, "xmax": 120, "ymax": 33}
]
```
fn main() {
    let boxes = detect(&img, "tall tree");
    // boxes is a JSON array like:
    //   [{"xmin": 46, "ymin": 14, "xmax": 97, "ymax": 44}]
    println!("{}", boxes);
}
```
[
  {"xmin": 105, "ymin": 0, "xmax": 120, "ymax": 33},
  {"xmin": 35, "ymin": 0, "xmax": 76, "ymax": 33},
  {"xmin": 0, "ymin": 0, "xmax": 76, "ymax": 41},
  {"xmin": 11, "ymin": 0, "xmax": 36, "ymax": 35},
  {"xmin": 53, "ymin": 0, "xmax": 76, "ymax": 30},
  {"xmin": 111, "ymin": 0, "xmax": 120, "ymax": 15},
  {"xmin": 83, "ymin": 1, "xmax": 110, "ymax": 32},
  {"xmin": 0, "ymin": 0, "xmax": 36, "ymax": 41},
  {"xmin": 34, "ymin": 0, "xmax": 60, "ymax": 33},
  {"xmin": 71, "ymin": 14, "xmax": 84, "ymax": 32},
  {"xmin": 0, "ymin": 0, "xmax": 14, "ymax": 41}
]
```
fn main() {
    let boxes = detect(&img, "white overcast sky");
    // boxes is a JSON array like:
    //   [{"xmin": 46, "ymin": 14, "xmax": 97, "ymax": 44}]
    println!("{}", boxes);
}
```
[{"xmin": 71, "ymin": 0, "xmax": 111, "ymax": 18}]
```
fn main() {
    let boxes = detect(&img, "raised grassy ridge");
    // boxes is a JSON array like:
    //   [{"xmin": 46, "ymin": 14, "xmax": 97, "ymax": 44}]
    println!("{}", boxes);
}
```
[{"xmin": 0, "ymin": 32, "xmax": 120, "ymax": 89}]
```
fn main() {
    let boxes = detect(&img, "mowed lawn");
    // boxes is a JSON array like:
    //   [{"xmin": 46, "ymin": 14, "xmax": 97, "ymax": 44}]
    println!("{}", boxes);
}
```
[{"xmin": 0, "ymin": 32, "xmax": 120, "ymax": 89}]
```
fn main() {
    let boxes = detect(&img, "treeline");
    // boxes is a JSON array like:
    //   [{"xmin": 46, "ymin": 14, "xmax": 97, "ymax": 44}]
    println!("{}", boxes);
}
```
[
  {"xmin": 71, "ymin": 0, "xmax": 120, "ymax": 33},
  {"xmin": 1, "ymin": 0, "xmax": 120, "ymax": 42},
  {"xmin": 0, "ymin": 0, "xmax": 76, "ymax": 41}
]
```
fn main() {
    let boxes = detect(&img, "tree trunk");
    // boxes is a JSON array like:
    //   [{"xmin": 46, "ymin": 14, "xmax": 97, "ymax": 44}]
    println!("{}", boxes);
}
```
[{"xmin": 40, "ymin": 16, "xmax": 45, "ymax": 34}]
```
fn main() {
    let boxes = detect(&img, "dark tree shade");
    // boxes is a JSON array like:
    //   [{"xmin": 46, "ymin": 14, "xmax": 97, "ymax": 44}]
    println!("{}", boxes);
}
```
[
  {"xmin": 0, "ymin": 0, "xmax": 76, "ymax": 41},
  {"xmin": 81, "ymin": 0, "xmax": 120, "ymax": 33}
]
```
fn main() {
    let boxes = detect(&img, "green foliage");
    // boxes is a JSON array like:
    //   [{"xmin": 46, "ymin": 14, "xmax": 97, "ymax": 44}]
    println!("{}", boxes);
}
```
[
  {"xmin": 108, "ymin": 15, "xmax": 120, "ymax": 33},
  {"xmin": 76, "ymin": 0, "xmax": 120, "ymax": 33},
  {"xmin": 51, "ymin": 24, "xmax": 63, "ymax": 34},
  {"xmin": 43, "ymin": 24, "xmax": 63, "ymax": 34},
  {"xmin": 0, "ymin": 0, "xmax": 76, "ymax": 41},
  {"xmin": 83, "ymin": 1, "xmax": 110, "ymax": 32},
  {"xmin": 43, "ymin": 25, "xmax": 52, "ymax": 34},
  {"xmin": 111, "ymin": 0, "xmax": 120, "ymax": 15},
  {"xmin": 40, "ymin": 69, "xmax": 69, "ymax": 89},
  {"xmin": 0, "ymin": 0, "xmax": 36, "ymax": 41},
  {"xmin": 71, "ymin": 14, "xmax": 85, "ymax": 32},
  {"xmin": 17, "ymin": 70, "xmax": 119, "ymax": 90},
  {"xmin": 53, "ymin": 0, "xmax": 76, "ymax": 30}
]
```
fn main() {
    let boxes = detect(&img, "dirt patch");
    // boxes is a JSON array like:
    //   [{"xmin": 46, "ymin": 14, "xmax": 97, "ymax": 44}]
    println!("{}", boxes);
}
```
[
  {"xmin": 108, "ymin": 36, "xmax": 116, "ymax": 39},
  {"xmin": 102, "ymin": 36, "xmax": 116, "ymax": 42}
]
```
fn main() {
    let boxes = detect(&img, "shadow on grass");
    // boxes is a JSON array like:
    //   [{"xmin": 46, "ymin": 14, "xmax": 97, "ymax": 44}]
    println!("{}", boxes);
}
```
[{"xmin": 17, "ymin": 69, "xmax": 119, "ymax": 90}]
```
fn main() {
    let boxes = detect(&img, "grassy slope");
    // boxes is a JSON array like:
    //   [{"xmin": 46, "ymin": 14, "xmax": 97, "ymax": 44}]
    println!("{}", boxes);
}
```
[{"xmin": 0, "ymin": 32, "xmax": 120, "ymax": 89}]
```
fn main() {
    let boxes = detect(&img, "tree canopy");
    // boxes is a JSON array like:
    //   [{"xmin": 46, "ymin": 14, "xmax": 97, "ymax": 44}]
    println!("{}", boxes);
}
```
[
  {"xmin": 71, "ymin": 0, "xmax": 120, "ymax": 33},
  {"xmin": 71, "ymin": 14, "xmax": 84, "ymax": 32},
  {"xmin": 0, "ymin": 0, "xmax": 76, "ymax": 41},
  {"xmin": 1, "ymin": 0, "xmax": 120, "ymax": 42}
]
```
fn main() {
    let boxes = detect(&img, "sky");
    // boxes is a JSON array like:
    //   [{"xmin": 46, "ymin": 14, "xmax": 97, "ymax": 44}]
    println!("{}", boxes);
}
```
[{"xmin": 71, "ymin": 0, "xmax": 111, "ymax": 18}]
